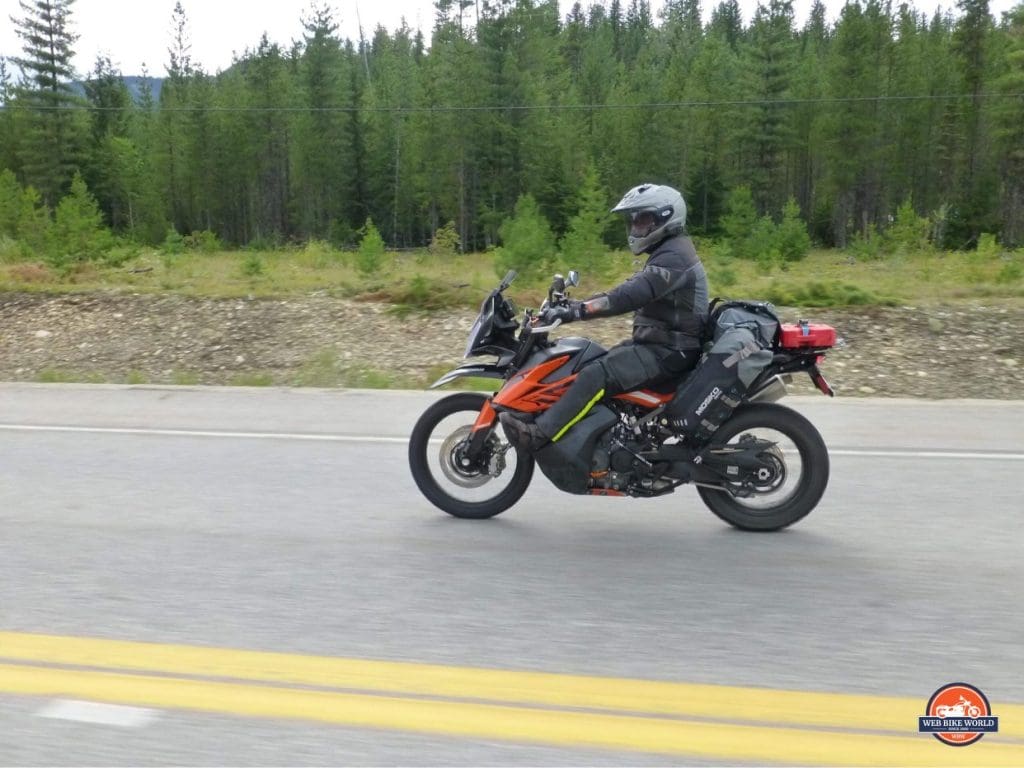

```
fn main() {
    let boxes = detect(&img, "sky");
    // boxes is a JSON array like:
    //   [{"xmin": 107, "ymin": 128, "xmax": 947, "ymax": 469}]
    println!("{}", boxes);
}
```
[{"xmin": 1, "ymin": 0, "xmax": 1019, "ymax": 78}]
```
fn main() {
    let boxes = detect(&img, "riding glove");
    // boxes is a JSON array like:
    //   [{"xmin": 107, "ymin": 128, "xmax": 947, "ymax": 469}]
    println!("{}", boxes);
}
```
[{"xmin": 541, "ymin": 301, "xmax": 585, "ymax": 324}]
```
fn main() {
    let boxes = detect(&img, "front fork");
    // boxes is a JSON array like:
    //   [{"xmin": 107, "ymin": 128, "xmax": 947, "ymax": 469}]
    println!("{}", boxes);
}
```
[{"xmin": 466, "ymin": 398, "xmax": 499, "ymax": 459}]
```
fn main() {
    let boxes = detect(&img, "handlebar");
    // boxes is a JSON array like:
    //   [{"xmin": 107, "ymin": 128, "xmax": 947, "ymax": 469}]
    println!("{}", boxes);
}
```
[{"xmin": 528, "ymin": 317, "xmax": 563, "ymax": 334}]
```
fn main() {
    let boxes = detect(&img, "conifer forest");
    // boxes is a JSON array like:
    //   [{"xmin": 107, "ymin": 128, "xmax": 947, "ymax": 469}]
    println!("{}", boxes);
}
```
[{"xmin": 2, "ymin": 0, "xmax": 1024, "ymax": 256}]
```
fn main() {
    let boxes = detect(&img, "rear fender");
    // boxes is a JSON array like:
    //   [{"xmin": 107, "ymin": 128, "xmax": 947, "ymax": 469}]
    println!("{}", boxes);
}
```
[{"xmin": 749, "ymin": 375, "xmax": 789, "ymax": 403}]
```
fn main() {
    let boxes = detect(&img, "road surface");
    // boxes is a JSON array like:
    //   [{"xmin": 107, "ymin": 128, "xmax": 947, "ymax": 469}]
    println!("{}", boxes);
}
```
[{"xmin": 1, "ymin": 384, "xmax": 1021, "ymax": 765}]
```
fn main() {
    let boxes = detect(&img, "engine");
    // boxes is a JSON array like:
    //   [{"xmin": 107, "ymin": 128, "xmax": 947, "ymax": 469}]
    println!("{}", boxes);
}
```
[{"xmin": 588, "ymin": 409, "xmax": 674, "ymax": 495}]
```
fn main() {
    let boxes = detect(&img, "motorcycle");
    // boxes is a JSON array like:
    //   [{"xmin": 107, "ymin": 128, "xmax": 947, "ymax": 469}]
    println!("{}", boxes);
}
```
[
  {"xmin": 408, "ymin": 270, "xmax": 837, "ymax": 531},
  {"xmin": 937, "ymin": 697, "xmax": 983, "ymax": 719}
]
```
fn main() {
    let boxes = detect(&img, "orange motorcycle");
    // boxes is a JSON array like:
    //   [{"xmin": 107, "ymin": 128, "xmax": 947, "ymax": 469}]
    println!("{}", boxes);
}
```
[{"xmin": 409, "ymin": 271, "xmax": 836, "ymax": 531}]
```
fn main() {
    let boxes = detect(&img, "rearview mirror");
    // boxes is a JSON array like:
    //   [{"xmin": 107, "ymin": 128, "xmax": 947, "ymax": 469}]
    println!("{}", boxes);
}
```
[{"xmin": 567, "ymin": 270, "xmax": 580, "ymax": 287}]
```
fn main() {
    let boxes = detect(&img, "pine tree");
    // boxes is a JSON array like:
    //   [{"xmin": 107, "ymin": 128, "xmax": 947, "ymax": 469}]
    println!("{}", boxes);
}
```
[
  {"xmin": 125, "ymin": 64, "xmax": 168, "ymax": 244},
  {"xmin": 0, "ymin": 169, "xmax": 20, "ymax": 235},
  {"xmin": 721, "ymin": 185, "xmax": 759, "ymax": 259},
  {"xmin": 157, "ymin": 0, "xmax": 195, "ymax": 233},
  {"xmin": 361, "ymin": 23, "xmax": 424, "ymax": 246},
  {"xmin": 291, "ymin": 4, "xmax": 357, "ymax": 239},
  {"xmin": 9, "ymin": 0, "xmax": 86, "ymax": 206},
  {"xmin": 709, "ymin": 0, "xmax": 744, "ymax": 50},
  {"xmin": 950, "ymin": 0, "xmax": 1000, "ymax": 242},
  {"xmin": 0, "ymin": 58, "xmax": 18, "ymax": 172},
  {"xmin": 559, "ymin": 162, "xmax": 613, "ymax": 277},
  {"xmin": 417, "ymin": 4, "xmax": 491, "ymax": 249},
  {"xmin": 49, "ymin": 170, "xmax": 112, "ymax": 266},
  {"xmin": 992, "ymin": 4, "xmax": 1024, "ymax": 245},
  {"xmin": 790, "ymin": 0, "xmax": 829, "ymax": 230},
  {"xmin": 821, "ymin": 0, "xmax": 888, "ymax": 245},
  {"xmin": 495, "ymin": 194, "xmax": 556, "ymax": 280},
  {"xmin": 82, "ymin": 54, "xmax": 133, "ymax": 230},
  {"xmin": 737, "ymin": 0, "xmax": 798, "ymax": 215},
  {"xmin": 242, "ymin": 34, "xmax": 294, "ymax": 244}
]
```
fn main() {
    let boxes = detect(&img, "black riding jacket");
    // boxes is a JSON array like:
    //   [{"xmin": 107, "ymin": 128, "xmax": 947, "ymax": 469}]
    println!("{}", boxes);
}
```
[{"xmin": 586, "ymin": 234, "xmax": 709, "ymax": 350}]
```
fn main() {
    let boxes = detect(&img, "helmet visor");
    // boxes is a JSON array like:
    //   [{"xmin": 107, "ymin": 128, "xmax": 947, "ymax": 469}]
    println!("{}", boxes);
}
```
[{"xmin": 627, "ymin": 210, "xmax": 658, "ymax": 239}]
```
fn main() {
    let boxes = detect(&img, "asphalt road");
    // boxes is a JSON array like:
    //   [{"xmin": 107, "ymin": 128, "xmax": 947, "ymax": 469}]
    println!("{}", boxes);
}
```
[{"xmin": 0, "ymin": 384, "xmax": 1022, "ymax": 766}]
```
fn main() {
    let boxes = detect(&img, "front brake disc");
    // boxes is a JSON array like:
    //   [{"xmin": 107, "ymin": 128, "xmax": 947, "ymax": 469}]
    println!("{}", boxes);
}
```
[{"xmin": 438, "ymin": 425, "xmax": 491, "ymax": 488}]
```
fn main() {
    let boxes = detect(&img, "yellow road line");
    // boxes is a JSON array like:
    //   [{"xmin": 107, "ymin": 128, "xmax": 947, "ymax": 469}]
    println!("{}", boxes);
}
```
[
  {"xmin": 2, "ymin": 631, "xmax": 1021, "ymax": 738},
  {"xmin": 1, "ymin": 663, "xmax": 1022, "ymax": 767},
  {"xmin": 1, "ymin": 631, "xmax": 1021, "ymax": 765}
]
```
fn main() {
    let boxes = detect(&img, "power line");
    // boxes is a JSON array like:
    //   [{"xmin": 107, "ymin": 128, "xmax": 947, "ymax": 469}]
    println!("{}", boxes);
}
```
[{"xmin": 2, "ymin": 92, "xmax": 1023, "ymax": 113}]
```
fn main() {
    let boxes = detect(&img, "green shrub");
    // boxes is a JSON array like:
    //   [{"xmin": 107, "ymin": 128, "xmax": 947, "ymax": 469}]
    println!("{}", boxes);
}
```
[
  {"xmin": 241, "ymin": 254, "xmax": 264, "ymax": 277},
  {"xmin": 847, "ymin": 226, "xmax": 883, "ymax": 261},
  {"xmin": 162, "ymin": 227, "xmax": 185, "ymax": 255},
  {"xmin": 709, "ymin": 263, "xmax": 738, "ymax": 288},
  {"xmin": 184, "ymin": 229, "xmax": 222, "ymax": 253},
  {"xmin": 295, "ymin": 239, "xmax": 339, "ymax": 270},
  {"xmin": 101, "ymin": 242, "xmax": 140, "ymax": 267},
  {"xmin": 0, "ymin": 169, "xmax": 20, "ymax": 237},
  {"xmin": 244, "ymin": 235, "xmax": 280, "ymax": 252},
  {"xmin": 996, "ymin": 257, "xmax": 1022, "ymax": 284},
  {"xmin": 230, "ymin": 373, "xmax": 274, "ymax": 387},
  {"xmin": 720, "ymin": 186, "xmax": 759, "ymax": 260},
  {"xmin": 48, "ymin": 173, "xmax": 113, "ymax": 268},
  {"xmin": 930, "ymin": 204, "xmax": 950, "ymax": 249},
  {"xmin": 172, "ymin": 371, "xmax": 201, "ymax": 385},
  {"xmin": 293, "ymin": 350, "xmax": 343, "ymax": 387},
  {"xmin": 776, "ymin": 198, "xmax": 811, "ymax": 262},
  {"xmin": 0, "ymin": 233, "xmax": 18, "ymax": 262},
  {"xmin": 559, "ymin": 162, "xmax": 613, "ymax": 277},
  {"xmin": 494, "ymin": 194, "xmax": 555, "ymax": 280},
  {"xmin": 328, "ymin": 218, "xmax": 357, "ymax": 249},
  {"xmin": 750, "ymin": 216, "xmax": 780, "ymax": 269},
  {"xmin": 16, "ymin": 186, "xmax": 52, "ymax": 257},
  {"xmin": 356, "ymin": 218, "xmax": 386, "ymax": 276},
  {"xmin": 766, "ymin": 278, "xmax": 890, "ymax": 307},
  {"xmin": 975, "ymin": 233, "xmax": 1002, "ymax": 260},
  {"xmin": 884, "ymin": 197, "xmax": 931, "ymax": 255},
  {"xmin": 429, "ymin": 221, "xmax": 461, "ymax": 257},
  {"xmin": 388, "ymin": 273, "xmax": 461, "ymax": 313}
]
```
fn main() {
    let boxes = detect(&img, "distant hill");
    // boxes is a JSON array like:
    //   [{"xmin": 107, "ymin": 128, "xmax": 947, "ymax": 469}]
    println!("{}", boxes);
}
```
[
  {"xmin": 122, "ymin": 76, "xmax": 164, "ymax": 103},
  {"xmin": 69, "ymin": 75, "xmax": 164, "ymax": 105}
]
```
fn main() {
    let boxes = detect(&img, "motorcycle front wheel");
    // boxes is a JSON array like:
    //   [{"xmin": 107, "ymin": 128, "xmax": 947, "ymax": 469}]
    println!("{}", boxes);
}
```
[
  {"xmin": 697, "ymin": 403, "xmax": 829, "ymax": 532},
  {"xmin": 409, "ymin": 392, "xmax": 534, "ymax": 519}
]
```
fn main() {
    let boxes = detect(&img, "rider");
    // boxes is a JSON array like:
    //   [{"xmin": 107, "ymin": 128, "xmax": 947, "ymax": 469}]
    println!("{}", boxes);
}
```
[{"xmin": 500, "ymin": 183, "xmax": 709, "ymax": 453}]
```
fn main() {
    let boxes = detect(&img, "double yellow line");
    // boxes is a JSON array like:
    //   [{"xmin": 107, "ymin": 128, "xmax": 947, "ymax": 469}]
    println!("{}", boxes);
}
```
[{"xmin": 1, "ymin": 631, "xmax": 1022, "ymax": 765}]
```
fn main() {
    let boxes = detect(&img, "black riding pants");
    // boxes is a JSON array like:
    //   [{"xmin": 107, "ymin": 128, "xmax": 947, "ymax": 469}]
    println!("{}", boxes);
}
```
[{"xmin": 534, "ymin": 341, "xmax": 700, "ymax": 442}]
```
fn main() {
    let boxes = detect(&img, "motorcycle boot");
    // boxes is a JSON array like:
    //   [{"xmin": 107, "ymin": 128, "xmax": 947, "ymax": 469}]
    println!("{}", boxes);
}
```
[{"xmin": 499, "ymin": 412, "xmax": 550, "ymax": 453}]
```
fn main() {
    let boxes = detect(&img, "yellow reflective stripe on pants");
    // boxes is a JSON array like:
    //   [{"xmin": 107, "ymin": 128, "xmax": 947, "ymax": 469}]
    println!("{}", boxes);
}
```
[{"xmin": 551, "ymin": 389, "xmax": 605, "ymax": 442}]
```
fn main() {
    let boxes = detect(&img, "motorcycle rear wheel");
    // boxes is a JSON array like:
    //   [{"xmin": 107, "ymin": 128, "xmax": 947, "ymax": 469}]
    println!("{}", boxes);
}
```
[
  {"xmin": 409, "ymin": 392, "xmax": 534, "ymax": 519},
  {"xmin": 696, "ymin": 403, "xmax": 829, "ymax": 531}
]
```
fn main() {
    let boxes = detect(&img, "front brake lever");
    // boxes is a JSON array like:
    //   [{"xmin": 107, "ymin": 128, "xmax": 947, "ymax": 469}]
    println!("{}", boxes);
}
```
[{"xmin": 529, "ymin": 318, "xmax": 563, "ymax": 334}]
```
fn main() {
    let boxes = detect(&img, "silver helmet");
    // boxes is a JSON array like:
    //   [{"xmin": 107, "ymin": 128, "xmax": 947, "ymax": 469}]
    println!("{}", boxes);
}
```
[{"xmin": 611, "ymin": 183, "xmax": 687, "ymax": 255}]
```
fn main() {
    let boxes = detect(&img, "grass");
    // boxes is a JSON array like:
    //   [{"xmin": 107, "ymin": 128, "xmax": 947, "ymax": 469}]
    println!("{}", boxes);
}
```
[
  {"xmin": 289, "ymin": 349, "xmax": 420, "ymax": 389},
  {"xmin": 36, "ymin": 368, "xmax": 106, "ymax": 384},
  {"xmin": 1, "ymin": 239, "xmax": 1021, "ymax": 310},
  {"xmin": 700, "ymin": 245, "xmax": 1024, "ymax": 307}
]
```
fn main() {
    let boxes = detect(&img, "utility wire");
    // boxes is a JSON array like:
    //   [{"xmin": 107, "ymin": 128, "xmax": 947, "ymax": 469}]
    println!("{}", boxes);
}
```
[{"xmin": 2, "ymin": 92, "xmax": 1023, "ymax": 112}]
